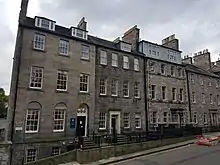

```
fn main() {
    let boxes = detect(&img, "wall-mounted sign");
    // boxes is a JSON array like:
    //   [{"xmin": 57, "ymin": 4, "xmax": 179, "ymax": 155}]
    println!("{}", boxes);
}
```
[{"xmin": 70, "ymin": 118, "xmax": 76, "ymax": 129}]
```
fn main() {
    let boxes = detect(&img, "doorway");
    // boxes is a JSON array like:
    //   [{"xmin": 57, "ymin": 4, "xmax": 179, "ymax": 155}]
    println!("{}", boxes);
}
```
[
  {"xmin": 109, "ymin": 111, "xmax": 121, "ymax": 134},
  {"xmin": 76, "ymin": 116, "xmax": 86, "ymax": 136}
]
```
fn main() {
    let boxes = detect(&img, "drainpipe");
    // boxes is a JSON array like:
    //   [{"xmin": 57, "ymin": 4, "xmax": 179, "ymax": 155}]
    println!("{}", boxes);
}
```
[{"xmin": 185, "ymin": 70, "xmax": 192, "ymax": 124}]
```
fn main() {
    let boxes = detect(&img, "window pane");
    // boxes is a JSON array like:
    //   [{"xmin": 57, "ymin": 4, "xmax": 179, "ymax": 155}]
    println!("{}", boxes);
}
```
[
  {"xmin": 29, "ymin": 67, "xmax": 43, "ymax": 89},
  {"xmin": 80, "ymin": 74, "xmax": 89, "ymax": 92},
  {"xmin": 34, "ymin": 34, "xmax": 45, "ymax": 50},
  {"xmin": 57, "ymin": 71, "xmax": 68, "ymax": 91},
  {"xmin": 82, "ymin": 45, "xmax": 90, "ymax": 59},
  {"xmin": 59, "ymin": 40, "xmax": 69, "ymax": 55}
]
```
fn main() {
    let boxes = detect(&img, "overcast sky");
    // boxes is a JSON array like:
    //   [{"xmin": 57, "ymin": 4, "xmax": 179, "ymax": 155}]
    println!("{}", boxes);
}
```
[{"xmin": 1, "ymin": 0, "xmax": 220, "ymax": 94}]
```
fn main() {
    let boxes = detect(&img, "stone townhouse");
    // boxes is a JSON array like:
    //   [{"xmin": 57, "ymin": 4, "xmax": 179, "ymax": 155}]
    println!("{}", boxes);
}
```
[
  {"xmin": 183, "ymin": 51, "xmax": 220, "ymax": 127},
  {"xmin": 91, "ymin": 26, "xmax": 146, "ymax": 135}
]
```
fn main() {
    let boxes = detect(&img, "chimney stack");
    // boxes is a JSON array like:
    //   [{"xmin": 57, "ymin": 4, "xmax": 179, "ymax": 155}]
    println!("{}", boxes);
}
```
[
  {"xmin": 122, "ymin": 25, "xmax": 140, "ymax": 51},
  {"xmin": 77, "ymin": 17, "xmax": 87, "ymax": 31},
  {"xmin": 19, "ymin": 0, "xmax": 29, "ymax": 23},
  {"xmin": 193, "ymin": 49, "xmax": 211, "ymax": 70},
  {"xmin": 182, "ymin": 56, "xmax": 193, "ymax": 64},
  {"xmin": 162, "ymin": 34, "xmax": 179, "ymax": 51}
]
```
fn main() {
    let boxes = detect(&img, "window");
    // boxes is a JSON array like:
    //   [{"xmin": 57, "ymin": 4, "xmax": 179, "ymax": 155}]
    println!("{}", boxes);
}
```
[
  {"xmin": 25, "ymin": 110, "xmax": 40, "ymax": 133},
  {"xmin": 193, "ymin": 112, "xmax": 198, "ymax": 124},
  {"xmin": 152, "ymin": 50, "xmax": 156, "ymax": 55},
  {"xmin": 111, "ymin": 79, "xmax": 118, "ymax": 96},
  {"xmin": 191, "ymin": 74, "xmax": 194, "ymax": 84},
  {"xmin": 178, "ymin": 68, "xmax": 181, "ymax": 77},
  {"xmin": 124, "ymin": 112, "xmax": 130, "ymax": 128},
  {"xmin": 134, "ymin": 82, "xmax": 140, "ymax": 98},
  {"xmin": 150, "ymin": 62, "xmax": 155, "ymax": 72},
  {"xmin": 100, "ymin": 50, "xmax": 107, "ymax": 65},
  {"xmin": 134, "ymin": 58, "xmax": 139, "ymax": 71},
  {"xmin": 123, "ymin": 56, "xmax": 129, "ymax": 69},
  {"xmin": 151, "ymin": 85, "xmax": 156, "ymax": 99},
  {"xmin": 157, "ymin": 52, "xmax": 159, "ymax": 56},
  {"xmin": 208, "ymin": 79, "xmax": 211, "ymax": 86},
  {"xmin": 163, "ymin": 112, "xmax": 168, "ymax": 123},
  {"xmin": 135, "ymin": 113, "xmax": 141, "ymax": 128},
  {"xmin": 152, "ymin": 112, "xmax": 157, "ymax": 124},
  {"xmin": 162, "ymin": 86, "xmax": 166, "ymax": 100},
  {"xmin": 217, "ymin": 95, "xmax": 220, "ymax": 105},
  {"xmin": 210, "ymin": 94, "xmax": 213, "ymax": 104},
  {"xmin": 81, "ymin": 45, "xmax": 89, "ymax": 60},
  {"xmin": 161, "ymin": 64, "xmax": 165, "ymax": 74},
  {"xmin": 216, "ymin": 80, "xmax": 219, "ymax": 88},
  {"xmin": 35, "ymin": 17, "xmax": 55, "ymax": 31},
  {"xmin": 33, "ymin": 34, "xmax": 45, "ymax": 51},
  {"xmin": 123, "ymin": 81, "xmax": 129, "ymax": 97},
  {"xmin": 100, "ymin": 79, "xmax": 107, "ymax": 95},
  {"xmin": 192, "ymin": 92, "xmax": 196, "ymax": 103},
  {"xmin": 172, "ymin": 88, "xmax": 176, "ymax": 101},
  {"xmin": 26, "ymin": 148, "xmax": 37, "ymax": 163},
  {"xmin": 29, "ymin": 66, "xmax": 43, "ymax": 89},
  {"xmin": 57, "ymin": 71, "xmax": 68, "ymax": 91},
  {"xmin": 99, "ymin": 113, "xmax": 106, "ymax": 129},
  {"xmin": 202, "ymin": 93, "xmax": 205, "ymax": 104},
  {"xmin": 201, "ymin": 76, "xmax": 204, "ymax": 85},
  {"xmin": 171, "ymin": 66, "xmax": 174, "ymax": 76},
  {"xmin": 71, "ymin": 28, "xmax": 87, "ymax": 40},
  {"xmin": 121, "ymin": 42, "xmax": 131, "ymax": 52},
  {"xmin": 53, "ymin": 109, "xmax": 65, "ymax": 132},
  {"xmin": 180, "ymin": 88, "xmax": 183, "ymax": 102},
  {"xmin": 51, "ymin": 147, "xmax": 61, "ymax": 156},
  {"xmin": 112, "ymin": 53, "xmax": 118, "ymax": 67},
  {"xmin": 59, "ymin": 39, "xmax": 69, "ymax": 55},
  {"xmin": 203, "ymin": 113, "xmax": 207, "ymax": 124},
  {"xmin": 149, "ymin": 49, "xmax": 151, "ymax": 54},
  {"xmin": 80, "ymin": 74, "xmax": 89, "ymax": 92}
]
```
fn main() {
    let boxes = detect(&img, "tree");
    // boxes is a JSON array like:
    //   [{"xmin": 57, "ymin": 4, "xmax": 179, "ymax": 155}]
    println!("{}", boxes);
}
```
[{"xmin": 0, "ymin": 88, "xmax": 8, "ymax": 119}]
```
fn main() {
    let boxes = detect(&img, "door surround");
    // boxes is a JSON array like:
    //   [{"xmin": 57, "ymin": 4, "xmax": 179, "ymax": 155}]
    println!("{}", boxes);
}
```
[
  {"xmin": 77, "ymin": 104, "xmax": 88, "ymax": 137},
  {"xmin": 109, "ymin": 111, "xmax": 121, "ymax": 134}
]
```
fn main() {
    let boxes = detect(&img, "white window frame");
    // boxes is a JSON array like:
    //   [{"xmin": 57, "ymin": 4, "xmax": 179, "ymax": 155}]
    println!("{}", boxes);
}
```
[
  {"xmin": 134, "ymin": 82, "xmax": 140, "ymax": 98},
  {"xmin": 100, "ymin": 78, "xmax": 107, "ymax": 95},
  {"xmin": 25, "ymin": 110, "xmax": 40, "ymax": 133},
  {"xmin": 56, "ymin": 70, "xmax": 68, "ymax": 91},
  {"xmin": 29, "ymin": 66, "xmax": 43, "ymax": 89},
  {"xmin": 81, "ymin": 45, "xmax": 90, "ymax": 60},
  {"xmin": 100, "ymin": 50, "xmax": 107, "ymax": 65},
  {"xmin": 71, "ymin": 28, "xmax": 88, "ymax": 40},
  {"xmin": 35, "ymin": 17, "xmax": 56, "ymax": 31},
  {"xmin": 192, "ymin": 92, "xmax": 196, "ymax": 103},
  {"xmin": 33, "ymin": 33, "xmax": 45, "ymax": 51},
  {"xmin": 111, "ymin": 53, "xmax": 118, "ymax": 67},
  {"xmin": 193, "ymin": 112, "xmax": 198, "ymax": 124},
  {"xmin": 111, "ymin": 79, "xmax": 118, "ymax": 96},
  {"xmin": 99, "ymin": 113, "xmax": 106, "ymax": 130},
  {"xmin": 51, "ymin": 147, "xmax": 61, "ymax": 156},
  {"xmin": 123, "ymin": 112, "xmax": 130, "ymax": 128},
  {"xmin": 80, "ymin": 74, "xmax": 89, "ymax": 93},
  {"xmin": 202, "ymin": 93, "xmax": 205, "ymax": 104},
  {"xmin": 26, "ymin": 148, "xmax": 37, "ymax": 163},
  {"xmin": 123, "ymin": 81, "xmax": 129, "ymax": 97},
  {"xmin": 123, "ymin": 56, "xmax": 129, "ymax": 69},
  {"xmin": 135, "ymin": 113, "xmax": 141, "ymax": 128},
  {"xmin": 59, "ymin": 39, "xmax": 69, "ymax": 56},
  {"xmin": 134, "ymin": 58, "xmax": 139, "ymax": 71},
  {"xmin": 151, "ymin": 85, "xmax": 156, "ymax": 100},
  {"xmin": 53, "ymin": 109, "xmax": 65, "ymax": 132}
]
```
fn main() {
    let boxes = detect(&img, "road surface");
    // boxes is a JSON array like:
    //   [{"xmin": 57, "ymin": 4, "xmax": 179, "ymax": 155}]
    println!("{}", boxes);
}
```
[{"xmin": 113, "ymin": 144, "xmax": 220, "ymax": 165}]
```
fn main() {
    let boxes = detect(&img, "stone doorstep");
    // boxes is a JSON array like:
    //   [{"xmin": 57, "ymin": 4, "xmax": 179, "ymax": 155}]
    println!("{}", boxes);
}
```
[{"xmin": 85, "ymin": 139, "xmax": 196, "ymax": 165}]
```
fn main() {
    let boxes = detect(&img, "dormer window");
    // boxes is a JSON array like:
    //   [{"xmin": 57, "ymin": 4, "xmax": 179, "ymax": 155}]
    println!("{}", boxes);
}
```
[
  {"xmin": 120, "ymin": 42, "xmax": 131, "ymax": 52},
  {"xmin": 71, "ymin": 27, "xmax": 87, "ymax": 40},
  {"xmin": 35, "ymin": 17, "xmax": 56, "ymax": 31}
]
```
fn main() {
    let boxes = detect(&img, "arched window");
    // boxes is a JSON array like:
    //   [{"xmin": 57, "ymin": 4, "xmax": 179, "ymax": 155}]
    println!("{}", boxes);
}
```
[
  {"xmin": 53, "ymin": 103, "xmax": 67, "ymax": 132},
  {"xmin": 25, "ymin": 102, "xmax": 41, "ymax": 133},
  {"xmin": 77, "ymin": 103, "xmax": 88, "ymax": 114}
]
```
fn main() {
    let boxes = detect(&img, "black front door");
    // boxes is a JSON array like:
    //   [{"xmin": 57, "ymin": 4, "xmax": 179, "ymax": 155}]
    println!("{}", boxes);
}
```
[{"xmin": 76, "ymin": 116, "xmax": 86, "ymax": 136}]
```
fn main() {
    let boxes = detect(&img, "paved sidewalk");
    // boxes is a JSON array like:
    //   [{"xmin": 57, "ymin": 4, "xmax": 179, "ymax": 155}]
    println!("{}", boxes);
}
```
[{"xmin": 61, "ymin": 132, "xmax": 220, "ymax": 165}]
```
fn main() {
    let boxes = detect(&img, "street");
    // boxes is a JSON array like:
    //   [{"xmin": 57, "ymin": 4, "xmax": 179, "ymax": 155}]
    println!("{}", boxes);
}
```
[{"xmin": 113, "ymin": 144, "xmax": 220, "ymax": 165}]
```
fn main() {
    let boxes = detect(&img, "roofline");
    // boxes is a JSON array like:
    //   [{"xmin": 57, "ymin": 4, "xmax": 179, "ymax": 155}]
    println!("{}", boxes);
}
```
[
  {"xmin": 34, "ymin": 16, "xmax": 56, "ymax": 23},
  {"xmin": 139, "ymin": 40, "xmax": 182, "ymax": 53}
]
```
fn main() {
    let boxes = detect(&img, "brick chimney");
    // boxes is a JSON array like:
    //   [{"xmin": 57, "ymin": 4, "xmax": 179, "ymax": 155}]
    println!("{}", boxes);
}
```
[
  {"xmin": 182, "ymin": 55, "xmax": 192, "ymax": 64},
  {"xmin": 162, "ymin": 34, "xmax": 179, "ymax": 51},
  {"xmin": 19, "ymin": 0, "xmax": 29, "ymax": 23},
  {"xmin": 77, "ymin": 17, "xmax": 87, "ymax": 31},
  {"xmin": 193, "ymin": 49, "xmax": 211, "ymax": 70},
  {"xmin": 122, "ymin": 25, "xmax": 140, "ymax": 51}
]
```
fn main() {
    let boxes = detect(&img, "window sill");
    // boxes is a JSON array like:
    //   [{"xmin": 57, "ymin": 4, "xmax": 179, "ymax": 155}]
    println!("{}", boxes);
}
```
[
  {"xmin": 135, "ymin": 127, "xmax": 142, "ymax": 129},
  {"xmin": 53, "ymin": 130, "xmax": 64, "ymax": 133},
  {"xmin": 111, "ymin": 95, "xmax": 118, "ymax": 97},
  {"xmin": 25, "ymin": 131, "xmax": 39, "ymax": 134},
  {"xmin": 99, "ymin": 94, "xmax": 107, "ymax": 97},
  {"xmin": 27, "ymin": 87, "xmax": 43, "ymax": 92},
  {"xmin": 81, "ymin": 57, "xmax": 90, "ymax": 61},
  {"xmin": 123, "ymin": 68, "xmax": 129, "ymax": 70},
  {"xmin": 56, "ymin": 90, "xmax": 68, "ymax": 94},
  {"xmin": 58, "ymin": 53, "xmax": 70, "ymax": 58},
  {"xmin": 33, "ymin": 48, "xmax": 45, "ymax": 53},
  {"xmin": 100, "ymin": 63, "xmax": 107, "ymax": 66},
  {"xmin": 98, "ymin": 128, "xmax": 107, "ymax": 132},
  {"xmin": 79, "ymin": 91, "xmax": 89, "ymax": 95},
  {"xmin": 111, "ymin": 65, "xmax": 118, "ymax": 68},
  {"xmin": 134, "ymin": 70, "xmax": 140, "ymax": 72}
]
